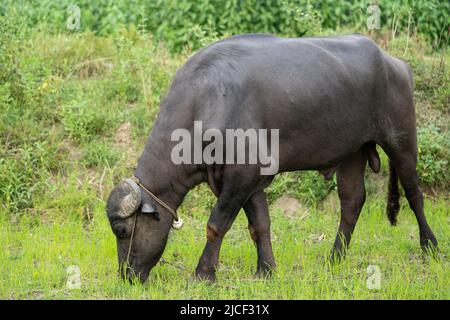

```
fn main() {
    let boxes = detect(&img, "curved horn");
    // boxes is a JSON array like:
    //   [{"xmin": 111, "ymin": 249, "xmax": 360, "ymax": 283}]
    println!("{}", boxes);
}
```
[{"xmin": 117, "ymin": 178, "xmax": 141, "ymax": 218}]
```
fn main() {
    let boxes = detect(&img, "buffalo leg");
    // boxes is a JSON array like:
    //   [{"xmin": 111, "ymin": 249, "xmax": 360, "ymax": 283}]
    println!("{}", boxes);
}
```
[
  {"xmin": 243, "ymin": 191, "xmax": 276, "ymax": 277},
  {"xmin": 387, "ymin": 150, "xmax": 438, "ymax": 252},
  {"xmin": 195, "ymin": 171, "xmax": 258, "ymax": 281},
  {"xmin": 331, "ymin": 149, "xmax": 367, "ymax": 262}
]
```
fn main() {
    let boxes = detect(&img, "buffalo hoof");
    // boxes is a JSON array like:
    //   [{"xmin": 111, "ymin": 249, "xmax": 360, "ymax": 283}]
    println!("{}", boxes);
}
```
[
  {"xmin": 421, "ymin": 236, "xmax": 439, "ymax": 260},
  {"xmin": 254, "ymin": 270, "xmax": 272, "ymax": 279},
  {"xmin": 194, "ymin": 268, "xmax": 217, "ymax": 282},
  {"xmin": 329, "ymin": 250, "xmax": 346, "ymax": 266},
  {"xmin": 255, "ymin": 264, "xmax": 275, "ymax": 279}
]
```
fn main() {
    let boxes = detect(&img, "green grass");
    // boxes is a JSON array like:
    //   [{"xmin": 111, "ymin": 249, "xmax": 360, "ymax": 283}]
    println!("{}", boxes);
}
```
[{"xmin": 0, "ymin": 194, "xmax": 448, "ymax": 299}]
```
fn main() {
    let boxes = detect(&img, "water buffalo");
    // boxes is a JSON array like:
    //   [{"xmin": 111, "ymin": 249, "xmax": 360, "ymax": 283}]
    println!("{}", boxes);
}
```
[{"xmin": 106, "ymin": 33, "xmax": 438, "ymax": 283}]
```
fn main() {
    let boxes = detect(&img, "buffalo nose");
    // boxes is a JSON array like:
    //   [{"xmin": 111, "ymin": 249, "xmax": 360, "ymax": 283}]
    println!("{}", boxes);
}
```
[{"xmin": 120, "ymin": 265, "xmax": 149, "ymax": 284}]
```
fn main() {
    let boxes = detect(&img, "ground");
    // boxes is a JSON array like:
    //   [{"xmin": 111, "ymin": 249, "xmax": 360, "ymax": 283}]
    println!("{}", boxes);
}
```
[{"xmin": 1, "ymin": 192, "xmax": 448, "ymax": 299}]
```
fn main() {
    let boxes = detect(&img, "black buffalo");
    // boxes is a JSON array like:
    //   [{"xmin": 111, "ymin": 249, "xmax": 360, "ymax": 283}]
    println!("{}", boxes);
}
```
[{"xmin": 106, "ymin": 34, "xmax": 438, "ymax": 283}]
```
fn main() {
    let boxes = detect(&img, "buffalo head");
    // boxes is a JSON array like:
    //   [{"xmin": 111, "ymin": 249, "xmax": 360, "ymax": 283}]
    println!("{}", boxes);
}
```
[{"xmin": 106, "ymin": 178, "xmax": 172, "ymax": 283}]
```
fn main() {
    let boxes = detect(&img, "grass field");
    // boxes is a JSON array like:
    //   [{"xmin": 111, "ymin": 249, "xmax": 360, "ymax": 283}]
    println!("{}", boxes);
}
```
[
  {"xmin": 0, "ymin": 11, "xmax": 449, "ymax": 299},
  {"xmin": 1, "ymin": 192, "xmax": 448, "ymax": 299}
]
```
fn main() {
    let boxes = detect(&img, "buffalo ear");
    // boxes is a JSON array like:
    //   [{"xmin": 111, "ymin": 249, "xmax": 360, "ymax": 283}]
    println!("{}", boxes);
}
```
[{"xmin": 141, "ymin": 202, "xmax": 159, "ymax": 220}]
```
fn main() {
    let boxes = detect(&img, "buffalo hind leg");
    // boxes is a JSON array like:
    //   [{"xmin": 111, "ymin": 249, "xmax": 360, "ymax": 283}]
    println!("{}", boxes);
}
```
[
  {"xmin": 387, "ymin": 150, "xmax": 438, "ymax": 253},
  {"xmin": 244, "ymin": 191, "xmax": 276, "ymax": 277},
  {"xmin": 331, "ymin": 149, "xmax": 367, "ymax": 263}
]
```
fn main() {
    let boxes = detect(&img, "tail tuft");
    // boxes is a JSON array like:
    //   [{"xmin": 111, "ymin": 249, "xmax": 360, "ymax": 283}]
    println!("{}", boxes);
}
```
[{"xmin": 387, "ymin": 162, "xmax": 400, "ymax": 225}]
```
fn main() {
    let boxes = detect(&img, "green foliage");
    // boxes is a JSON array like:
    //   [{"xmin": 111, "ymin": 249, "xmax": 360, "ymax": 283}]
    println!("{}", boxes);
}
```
[
  {"xmin": 1, "ymin": 0, "xmax": 448, "ymax": 52},
  {"xmin": 42, "ymin": 173, "xmax": 101, "ymax": 217},
  {"xmin": 60, "ymin": 101, "xmax": 110, "ymax": 143},
  {"xmin": 412, "ymin": 57, "xmax": 449, "ymax": 112},
  {"xmin": 267, "ymin": 172, "xmax": 336, "ymax": 206},
  {"xmin": 317, "ymin": 1, "xmax": 449, "ymax": 47},
  {"xmin": 0, "ymin": 11, "xmax": 181, "ymax": 212},
  {"xmin": 0, "ymin": 7, "xmax": 29, "ymax": 103},
  {"xmin": 81, "ymin": 141, "xmax": 120, "ymax": 168},
  {"xmin": 383, "ymin": 0, "xmax": 450, "ymax": 48},
  {"xmin": 0, "ymin": 13, "xmax": 60, "ymax": 211},
  {"xmin": 0, "ymin": 142, "xmax": 56, "ymax": 210},
  {"xmin": 145, "ymin": 0, "xmax": 324, "ymax": 51},
  {"xmin": 417, "ymin": 124, "xmax": 449, "ymax": 187}
]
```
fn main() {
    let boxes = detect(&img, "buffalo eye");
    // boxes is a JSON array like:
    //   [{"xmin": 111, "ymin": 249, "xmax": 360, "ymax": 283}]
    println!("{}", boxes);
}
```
[
  {"xmin": 145, "ymin": 211, "xmax": 160, "ymax": 221},
  {"xmin": 113, "ymin": 222, "xmax": 130, "ymax": 239}
]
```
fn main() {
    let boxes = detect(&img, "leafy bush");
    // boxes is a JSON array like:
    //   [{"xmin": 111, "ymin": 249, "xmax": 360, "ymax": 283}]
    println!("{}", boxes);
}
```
[
  {"xmin": 417, "ymin": 124, "xmax": 449, "ymax": 188},
  {"xmin": 60, "ymin": 101, "xmax": 111, "ymax": 143},
  {"xmin": 0, "ymin": 142, "xmax": 56, "ymax": 210},
  {"xmin": 1, "ymin": 0, "xmax": 447, "ymax": 52},
  {"xmin": 0, "ymin": 13, "xmax": 61, "ymax": 211},
  {"xmin": 82, "ymin": 141, "xmax": 120, "ymax": 168},
  {"xmin": 267, "ymin": 171, "xmax": 336, "ymax": 206},
  {"xmin": 317, "ymin": 0, "xmax": 449, "ymax": 48},
  {"xmin": 0, "ymin": 7, "xmax": 28, "ymax": 104},
  {"xmin": 411, "ymin": 56, "xmax": 449, "ymax": 112}
]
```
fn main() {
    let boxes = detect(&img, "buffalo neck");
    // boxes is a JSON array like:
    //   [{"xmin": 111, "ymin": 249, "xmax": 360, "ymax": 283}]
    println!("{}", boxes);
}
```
[{"xmin": 134, "ymin": 104, "xmax": 203, "ymax": 211}]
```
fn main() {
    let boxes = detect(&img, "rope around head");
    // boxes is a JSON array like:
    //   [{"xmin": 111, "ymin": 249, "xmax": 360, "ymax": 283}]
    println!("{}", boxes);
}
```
[
  {"xmin": 125, "ymin": 176, "xmax": 183, "ymax": 273},
  {"xmin": 131, "ymin": 176, "xmax": 183, "ymax": 230},
  {"xmin": 126, "ymin": 211, "xmax": 138, "ymax": 266}
]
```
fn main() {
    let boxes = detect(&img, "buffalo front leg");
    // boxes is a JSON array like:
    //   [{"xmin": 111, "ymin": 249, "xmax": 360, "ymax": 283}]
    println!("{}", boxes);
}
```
[
  {"xmin": 244, "ymin": 191, "xmax": 276, "ymax": 277},
  {"xmin": 331, "ymin": 149, "xmax": 367, "ymax": 263},
  {"xmin": 195, "ymin": 174, "xmax": 256, "ymax": 281},
  {"xmin": 194, "ymin": 198, "xmax": 246, "ymax": 281}
]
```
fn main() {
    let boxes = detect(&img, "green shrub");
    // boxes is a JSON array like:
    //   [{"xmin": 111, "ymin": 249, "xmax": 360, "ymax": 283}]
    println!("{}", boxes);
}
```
[
  {"xmin": 412, "ymin": 57, "xmax": 449, "ymax": 112},
  {"xmin": 37, "ymin": 172, "xmax": 101, "ymax": 221},
  {"xmin": 81, "ymin": 141, "xmax": 120, "ymax": 168},
  {"xmin": 60, "ymin": 101, "xmax": 111, "ymax": 143},
  {"xmin": 318, "ymin": 1, "xmax": 449, "ymax": 47},
  {"xmin": 0, "ymin": 7, "xmax": 28, "ymax": 103},
  {"xmin": 0, "ymin": 142, "xmax": 56, "ymax": 211},
  {"xmin": 417, "ymin": 124, "xmax": 449, "ymax": 188},
  {"xmin": 1, "ymin": 0, "xmax": 448, "ymax": 52},
  {"xmin": 267, "ymin": 171, "xmax": 336, "ymax": 206}
]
